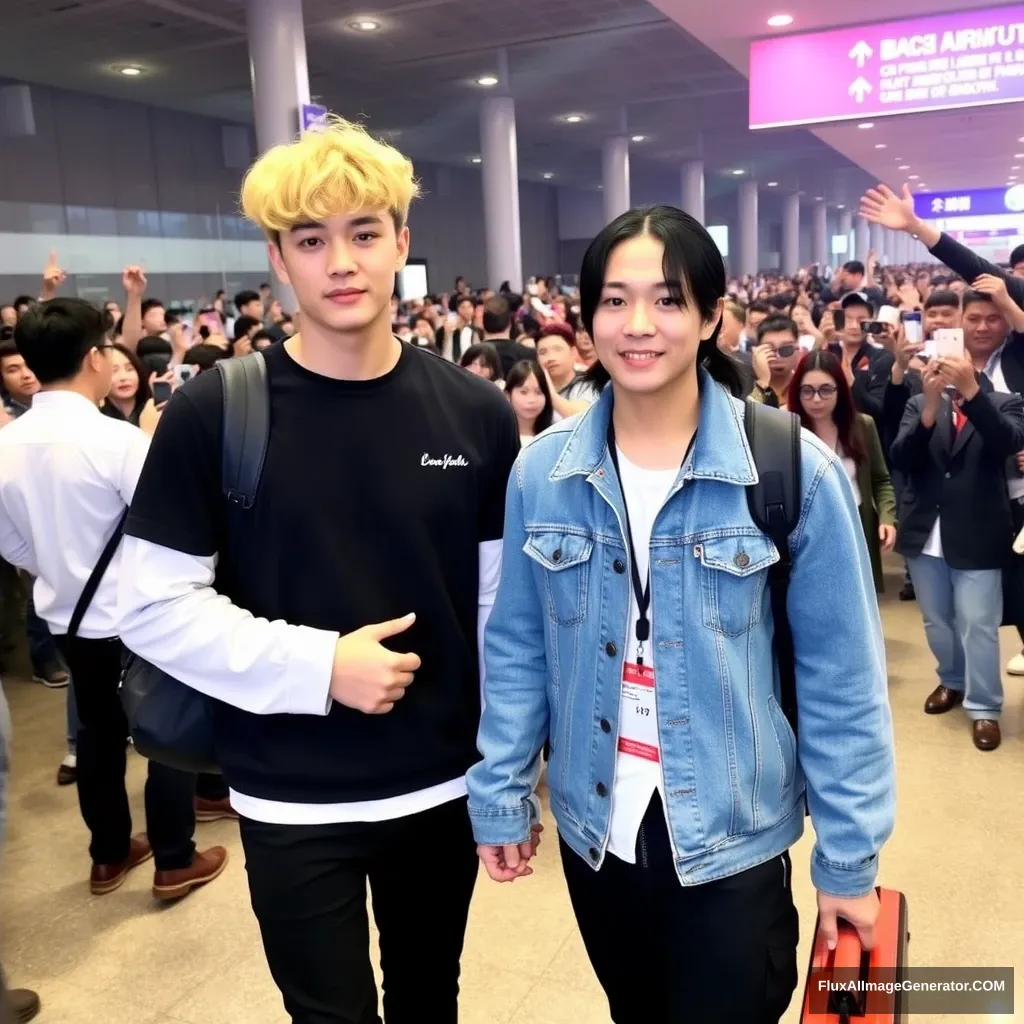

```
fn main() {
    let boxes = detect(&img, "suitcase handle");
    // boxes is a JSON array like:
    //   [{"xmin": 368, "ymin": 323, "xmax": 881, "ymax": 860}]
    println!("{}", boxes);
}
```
[{"xmin": 826, "ymin": 922, "xmax": 869, "ymax": 1018}]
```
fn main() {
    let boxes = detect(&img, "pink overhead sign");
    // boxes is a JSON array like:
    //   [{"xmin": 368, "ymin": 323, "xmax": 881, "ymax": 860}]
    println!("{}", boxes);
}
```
[{"xmin": 750, "ymin": 4, "xmax": 1024, "ymax": 129}]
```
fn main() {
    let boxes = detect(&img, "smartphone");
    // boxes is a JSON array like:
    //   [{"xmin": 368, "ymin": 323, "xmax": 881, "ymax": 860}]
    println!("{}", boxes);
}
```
[
  {"xmin": 833, "ymin": 309, "xmax": 846, "ymax": 332},
  {"xmin": 862, "ymin": 321, "xmax": 886, "ymax": 336},
  {"xmin": 172, "ymin": 364, "xmax": 195, "ymax": 386},
  {"xmin": 934, "ymin": 328, "xmax": 965, "ymax": 360},
  {"xmin": 902, "ymin": 311, "xmax": 923, "ymax": 345},
  {"xmin": 152, "ymin": 380, "xmax": 173, "ymax": 406}
]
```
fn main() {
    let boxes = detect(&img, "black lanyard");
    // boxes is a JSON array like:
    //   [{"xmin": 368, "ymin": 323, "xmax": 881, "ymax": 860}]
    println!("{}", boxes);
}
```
[{"xmin": 606, "ymin": 422, "xmax": 695, "ymax": 667}]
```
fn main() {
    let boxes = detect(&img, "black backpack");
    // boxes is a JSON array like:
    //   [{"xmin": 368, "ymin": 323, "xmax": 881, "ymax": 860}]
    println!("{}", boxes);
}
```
[
  {"xmin": 69, "ymin": 354, "xmax": 269, "ymax": 775},
  {"xmin": 79, "ymin": 361, "xmax": 802, "ymax": 772},
  {"xmin": 743, "ymin": 401, "xmax": 802, "ymax": 737}
]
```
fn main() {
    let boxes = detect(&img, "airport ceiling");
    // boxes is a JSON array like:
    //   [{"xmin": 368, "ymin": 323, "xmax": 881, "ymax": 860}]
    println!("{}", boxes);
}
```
[{"xmin": 0, "ymin": 0, "xmax": 878, "ymax": 204}]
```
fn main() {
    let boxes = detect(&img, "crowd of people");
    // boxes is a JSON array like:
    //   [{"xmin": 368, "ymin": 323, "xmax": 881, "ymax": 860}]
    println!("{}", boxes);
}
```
[{"xmin": 0, "ymin": 118, "xmax": 1020, "ymax": 1023}]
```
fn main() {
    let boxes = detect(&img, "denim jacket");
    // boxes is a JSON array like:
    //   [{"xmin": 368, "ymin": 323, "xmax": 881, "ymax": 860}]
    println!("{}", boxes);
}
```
[{"xmin": 467, "ymin": 371, "xmax": 896, "ymax": 898}]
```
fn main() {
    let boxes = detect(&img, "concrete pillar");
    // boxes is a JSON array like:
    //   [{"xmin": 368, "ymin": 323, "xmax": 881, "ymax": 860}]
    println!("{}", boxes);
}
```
[
  {"xmin": 838, "ymin": 209, "xmax": 853, "ymax": 262},
  {"xmin": 602, "ymin": 136, "xmax": 631, "ymax": 224},
  {"xmin": 812, "ymin": 198, "xmax": 828, "ymax": 268},
  {"xmin": 854, "ymin": 217, "xmax": 871, "ymax": 263},
  {"xmin": 869, "ymin": 222, "xmax": 885, "ymax": 262},
  {"xmin": 737, "ymin": 181, "xmax": 759, "ymax": 277},
  {"xmin": 479, "ymin": 95, "xmax": 523, "ymax": 291},
  {"xmin": 781, "ymin": 193, "xmax": 800, "ymax": 274},
  {"xmin": 681, "ymin": 160, "xmax": 705, "ymax": 224},
  {"xmin": 246, "ymin": 0, "xmax": 312, "ymax": 311}
]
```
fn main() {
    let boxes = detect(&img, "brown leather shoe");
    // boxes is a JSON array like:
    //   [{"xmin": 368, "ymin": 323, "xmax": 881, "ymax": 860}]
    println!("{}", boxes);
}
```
[
  {"xmin": 10, "ymin": 987, "xmax": 40, "ymax": 1023},
  {"xmin": 194, "ymin": 796, "xmax": 238, "ymax": 822},
  {"xmin": 924, "ymin": 685, "xmax": 965, "ymax": 715},
  {"xmin": 973, "ymin": 719, "xmax": 1001, "ymax": 751},
  {"xmin": 90, "ymin": 834, "xmax": 153, "ymax": 895},
  {"xmin": 152, "ymin": 846, "xmax": 228, "ymax": 902}
]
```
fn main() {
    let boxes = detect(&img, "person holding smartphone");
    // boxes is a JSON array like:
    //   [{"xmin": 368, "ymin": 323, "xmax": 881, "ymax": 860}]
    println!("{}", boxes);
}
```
[{"xmin": 748, "ymin": 314, "xmax": 802, "ymax": 407}]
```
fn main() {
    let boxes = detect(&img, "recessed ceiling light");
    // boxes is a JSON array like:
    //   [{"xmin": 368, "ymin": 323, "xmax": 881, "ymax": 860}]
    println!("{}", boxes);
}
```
[
  {"xmin": 838, "ymin": 204, "xmax": 845, "ymax": 209},
  {"xmin": 858, "ymin": 122, "xmax": 874, "ymax": 129},
  {"xmin": 898, "ymin": 164, "xmax": 911, "ymax": 170},
  {"xmin": 476, "ymin": 75, "xmax": 498, "ymax": 87},
  {"xmin": 118, "ymin": 65, "xmax": 143, "ymax": 76},
  {"xmin": 542, "ymin": 172, "xmax": 554, "ymax": 179},
  {"xmin": 767, "ymin": 14, "xmax": 793, "ymax": 27},
  {"xmin": 731, "ymin": 169, "xmax": 745, "ymax": 175},
  {"xmin": 767, "ymin": 181, "xmax": 778, "ymax": 187},
  {"xmin": 631, "ymin": 134, "xmax": 646, "ymax": 142},
  {"xmin": 875, "ymin": 143, "xmax": 887, "ymax": 149},
  {"xmin": 563, "ymin": 114, "xmax": 584, "ymax": 123},
  {"xmin": 1013, "ymin": 166, "xmax": 1021, "ymax": 170},
  {"xmin": 1016, "ymin": 153, "xmax": 1024, "ymax": 158},
  {"xmin": 1018, "ymin": 137, "xmax": 1024, "ymax": 142},
  {"xmin": 350, "ymin": 18, "xmax": 380, "ymax": 31},
  {"xmin": 470, "ymin": 156, "xmax": 482, "ymax": 164},
  {"xmin": 908, "ymin": 174, "xmax": 920, "ymax": 179},
  {"xmin": 815, "ymin": 196, "xmax": 824, "ymax": 201},
  {"xmin": 1010, "ymin": 176, "xmax": 1018, "ymax": 181}
]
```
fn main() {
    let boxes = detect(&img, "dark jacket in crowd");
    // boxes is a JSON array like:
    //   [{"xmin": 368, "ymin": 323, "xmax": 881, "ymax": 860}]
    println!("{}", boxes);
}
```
[
  {"xmin": 891, "ymin": 382, "xmax": 1024, "ymax": 570},
  {"xmin": 490, "ymin": 337, "xmax": 537, "ymax": 379}
]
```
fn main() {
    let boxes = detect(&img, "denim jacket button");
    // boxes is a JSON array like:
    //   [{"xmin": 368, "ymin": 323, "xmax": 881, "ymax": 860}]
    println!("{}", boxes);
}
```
[
  {"xmin": 613, "ymin": 559, "xmax": 626, "ymax": 574},
  {"xmin": 599, "ymin": 718, "xmax": 612, "ymax": 733},
  {"xmin": 605, "ymin": 641, "xmax": 617, "ymax": 657},
  {"xmin": 595, "ymin": 782, "xmax": 607, "ymax": 797},
  {"xmin": 735, "ymin": 551, "xmax": 750, "ymax": 569},
  {"xmin": 552, "ymin": 549, "xmax": 562, "ymax": 562},
  {"xmin": 589, "ymin": 847, "xmax": 600, "ymax": 862}
]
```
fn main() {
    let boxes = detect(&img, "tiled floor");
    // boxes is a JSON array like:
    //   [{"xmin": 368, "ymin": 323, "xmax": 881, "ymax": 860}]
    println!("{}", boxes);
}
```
[{"xmin": 2, "ymin": 574, "xmax": 1023, "ymax": 1023}]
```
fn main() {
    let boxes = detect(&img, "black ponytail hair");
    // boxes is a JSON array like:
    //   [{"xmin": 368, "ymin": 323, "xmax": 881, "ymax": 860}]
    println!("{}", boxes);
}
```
[{"xmin": 579, "ymin": 204, "xmax": 744, "ymax": 398}]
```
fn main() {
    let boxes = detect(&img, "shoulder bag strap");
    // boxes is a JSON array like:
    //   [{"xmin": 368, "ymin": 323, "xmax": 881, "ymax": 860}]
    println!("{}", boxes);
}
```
[{"xmin": 67, "ymin": 507, "xmax": 129, "ymax": 639}]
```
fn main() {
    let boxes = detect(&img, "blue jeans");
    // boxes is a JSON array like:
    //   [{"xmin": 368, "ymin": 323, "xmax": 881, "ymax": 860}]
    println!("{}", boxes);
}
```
[{"xmin": 907, "ymin": 555, "xmax": 1004, "ymax": 719}]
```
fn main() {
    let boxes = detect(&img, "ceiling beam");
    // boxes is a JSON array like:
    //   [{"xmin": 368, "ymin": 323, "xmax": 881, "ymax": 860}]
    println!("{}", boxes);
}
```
[{"xmin": 143, "ymin": 0, "xmax": 244, "ymax": 35}]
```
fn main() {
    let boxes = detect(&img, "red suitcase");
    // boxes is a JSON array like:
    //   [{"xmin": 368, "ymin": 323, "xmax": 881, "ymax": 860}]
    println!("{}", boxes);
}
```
[{"xmin": 800, "ymin": 887, "xmax": 909, "ymax": 1022}]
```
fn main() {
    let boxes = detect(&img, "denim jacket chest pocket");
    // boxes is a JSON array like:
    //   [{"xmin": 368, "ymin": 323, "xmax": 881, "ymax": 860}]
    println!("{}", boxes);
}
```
[
  {"xmin": 694, "ymin": 533, "xmax": 778, "ymax": 636},
  {"xmin": 523, "ymin": 529, "xmax": 594, "ymax": 626}
]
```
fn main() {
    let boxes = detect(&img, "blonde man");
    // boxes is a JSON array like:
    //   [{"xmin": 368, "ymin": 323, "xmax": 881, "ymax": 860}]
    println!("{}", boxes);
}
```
[{"xmin": 118, "ymin": 119, "xmax": 520, "ymax": 1024}]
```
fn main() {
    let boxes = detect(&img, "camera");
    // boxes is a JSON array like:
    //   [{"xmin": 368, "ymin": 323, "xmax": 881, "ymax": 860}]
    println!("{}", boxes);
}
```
[{"xmin": 862, "ymin": 321, "xmax": 887, "ymax": 335}]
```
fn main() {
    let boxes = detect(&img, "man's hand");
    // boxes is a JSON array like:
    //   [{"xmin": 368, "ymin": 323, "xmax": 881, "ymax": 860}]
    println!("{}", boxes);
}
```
[
  {"xmin": 40, "ymin": 251, "xmax": 66, "ymax": 299},
  {"xmin": 478, "ymin": 824, "xmax": 545, "ymax": 883},
  {"xmin": 817, "ymin": 889, "xmax": 881, "ymax": 952},
  {"xmin": 330, "ymin": 613, "xmax": 421, "ymax": 714},
  {"xmin": 972, "ymin": 273, "xmax": 1012, "ymax": 309},
  {"xmin": 897, "ymin": 281, "xmax": 921, "ymax": 309},
  {"xmin": 936, "ymin": 354, "xmax": 980, "ymax": 400},
  {"xmin": 859, "ymin": 183, "xmax": 917, "ymax": 233},
  {"xmin": 123, "ymin": 265, "xmax": 147, "ymax": 298},
  {"xmin": 819, "ymin": 309, "xmax": 837, "ymax": 343},
  {"xmin": 752, "ymin": 344, "xmax": 772, "ymax": 388},
  {"xmin": 1016, "ymin": 451, "xmax": 1024, "ymax": 474},
  {"xmin": 878, "ymin": 524, "xmax": 897, "ymax": 554},
  {"xmin": 894, "ymin": 330, "xmax": 924, "ymax": 371},
  {"xmin": 137, "ymin": 398, "xmax": 162, "ymax": 437}
]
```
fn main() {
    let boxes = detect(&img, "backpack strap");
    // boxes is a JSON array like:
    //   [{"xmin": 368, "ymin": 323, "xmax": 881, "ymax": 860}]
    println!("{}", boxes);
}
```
[
  {"xmin": 743, "ymin": 401, "xmax": 802, "ymax": 735},
  {"xmin": 67, "ymin": 507, "xmax": 129, "ymax": 639},
  {"xmin": 217, "ymin": 352, "xmax": 270, "ymax": 508}
]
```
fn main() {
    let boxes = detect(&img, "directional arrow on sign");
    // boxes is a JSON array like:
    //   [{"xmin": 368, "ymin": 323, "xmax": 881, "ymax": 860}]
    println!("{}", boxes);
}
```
[
  {"xmin": 849, "ymin": 77, "xmax": 872, "ymax": 103},
  {"xmin": 849, "ymin": 40, "xmax": 873, "ymax": 67}
]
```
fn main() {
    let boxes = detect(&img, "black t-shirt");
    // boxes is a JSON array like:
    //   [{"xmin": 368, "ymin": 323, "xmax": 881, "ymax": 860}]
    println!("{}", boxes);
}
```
[
  {"xmin": 491, "ymin": 338, "xmax": 537, "ymax": 379},
  {"xmin": 125, "ymin": 341, "xmax": 519, "ymax": 803}
]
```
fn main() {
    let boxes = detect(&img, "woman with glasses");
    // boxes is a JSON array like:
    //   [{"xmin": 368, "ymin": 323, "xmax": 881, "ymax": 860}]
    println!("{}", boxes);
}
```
[{"xmin": 790, "ymin": 349, "xmax": 897, "ymax": 592}]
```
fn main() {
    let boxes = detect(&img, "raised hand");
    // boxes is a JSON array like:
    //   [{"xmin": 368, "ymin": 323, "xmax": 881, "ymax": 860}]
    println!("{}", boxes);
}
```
[
  {"xmin": 859, "ymin": 183, "xmax": 916, "ymax": 233},
  {"xmin": 122, "ymin": 265, "xmax": 147, "ymax": 298}
]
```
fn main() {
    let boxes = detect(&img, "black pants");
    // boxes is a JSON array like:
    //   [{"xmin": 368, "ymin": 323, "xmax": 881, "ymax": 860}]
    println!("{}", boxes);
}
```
[
  {"xmin": 560, "ymin": 795, "xmax": 799, "ymax": 1024},
  {"xmin": 196, "ymin": 772, "xmax": 229, "ymax": 801},
  {"xmin": 239, "ymin": 797, "xmax": 479, "ymax": 1024},
  {"xmin": 54, "ymin": 635, "xmax": 196, "ymax": 871}
]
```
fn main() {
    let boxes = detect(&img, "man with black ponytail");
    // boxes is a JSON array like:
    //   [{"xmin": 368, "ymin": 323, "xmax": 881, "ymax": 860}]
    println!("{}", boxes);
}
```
[{"xmin": 469, "ymin": 205, "xmax": 895, "ymax": 1023}]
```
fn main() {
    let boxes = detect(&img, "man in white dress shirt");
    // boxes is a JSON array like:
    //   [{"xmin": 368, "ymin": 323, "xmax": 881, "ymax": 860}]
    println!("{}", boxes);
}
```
[{"xmin": 0, "ymin": 298, "xmax": 225, "ymax": 899}]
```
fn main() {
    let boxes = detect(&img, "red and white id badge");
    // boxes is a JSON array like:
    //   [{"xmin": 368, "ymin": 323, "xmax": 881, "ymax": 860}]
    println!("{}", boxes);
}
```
[{"xmin": 617, "ymin": 661, "xmax": 659, "ymax": 762}]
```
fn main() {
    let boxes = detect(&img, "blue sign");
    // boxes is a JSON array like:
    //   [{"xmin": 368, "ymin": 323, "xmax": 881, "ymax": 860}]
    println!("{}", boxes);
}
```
[
  {"xmin": 914, "ymin": 186, "xmax": 1024, "ymax": 218},
  {"xmin": 300, "ymin": 103, "xmax": 328, "ymax": 133}
]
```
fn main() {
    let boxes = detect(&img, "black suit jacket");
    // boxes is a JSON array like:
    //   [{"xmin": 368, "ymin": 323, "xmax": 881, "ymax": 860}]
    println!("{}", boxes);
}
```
[
  {"xmin": 890, "ymin": 385, "xmax": 1024, "ymax": 569},
  {"xmin": 830, "ymin": 341, "xmax": 894, "ymax": 428}
]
